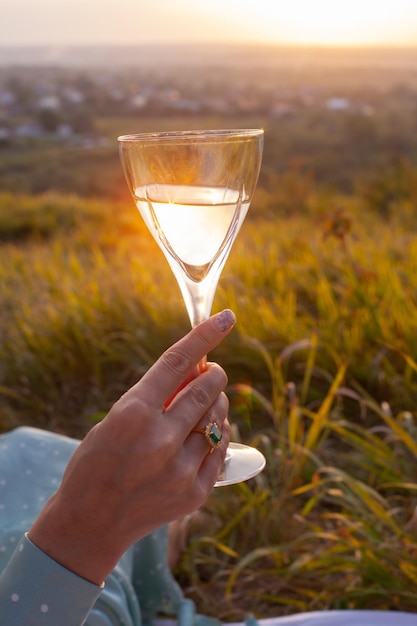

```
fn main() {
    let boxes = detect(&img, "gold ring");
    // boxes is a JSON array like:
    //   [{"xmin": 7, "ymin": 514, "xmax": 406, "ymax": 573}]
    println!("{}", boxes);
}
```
[{"xmin": 192, "ymin": 422, "xmax": 222, "ymax": 451}]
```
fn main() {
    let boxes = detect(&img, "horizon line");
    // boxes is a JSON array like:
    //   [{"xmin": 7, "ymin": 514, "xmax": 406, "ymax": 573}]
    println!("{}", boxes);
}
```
[{"xmin": 1, "ymin": 41, "xmax": 417, "ymax": 50}]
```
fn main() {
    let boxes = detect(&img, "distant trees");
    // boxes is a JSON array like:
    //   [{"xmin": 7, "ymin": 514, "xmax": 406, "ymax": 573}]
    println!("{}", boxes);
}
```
[
  {"xmin": 67, "ymin": 107, "xmax": 95, "ymax": 134},
  {"xmin": 37, "ymin": 107, "xmax": 62, "ymax": 133}
]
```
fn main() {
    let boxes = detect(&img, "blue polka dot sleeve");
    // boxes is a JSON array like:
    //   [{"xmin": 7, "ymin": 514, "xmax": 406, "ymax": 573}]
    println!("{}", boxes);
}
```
[
  {"xmin": 0, "ymin": 427, "xmax": 195, "ymax": 625},
  {"xmin": 0, "ymin": 533, "xmax": 102, "ymax": 625},
  {"xmin": 0, "ymin": 428, "xmax": 142, "ymax": 625}
]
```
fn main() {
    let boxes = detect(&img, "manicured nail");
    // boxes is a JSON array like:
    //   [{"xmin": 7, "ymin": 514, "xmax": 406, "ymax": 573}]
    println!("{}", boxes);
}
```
[{"xmin": 213, "ymin": 309, "xmax": 236, "ymax": 332}]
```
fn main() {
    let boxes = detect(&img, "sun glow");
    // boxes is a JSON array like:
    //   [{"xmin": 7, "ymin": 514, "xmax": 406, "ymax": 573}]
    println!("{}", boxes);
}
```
[
  {"xmin": 197, "ymin": 0, "xmax": 417, "ymax": 46},
  {"xmin": 265, "ymin": 1, "xmax": 416, "ymax": 45},
  {"xmin": 2, "ymin": 0, "xmax": 417, "ymax": 46}
]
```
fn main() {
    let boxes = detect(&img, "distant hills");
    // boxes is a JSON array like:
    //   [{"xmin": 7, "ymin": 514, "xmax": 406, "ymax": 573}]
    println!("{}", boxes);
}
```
[{"xmin": 0, "ymin": 43, "xmax": 417, "ymax": 69}]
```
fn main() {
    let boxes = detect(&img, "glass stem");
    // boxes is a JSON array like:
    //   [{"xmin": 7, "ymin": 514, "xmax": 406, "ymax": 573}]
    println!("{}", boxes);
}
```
[{"xmin": 172, "ymin": 268, "xmax": 220, "ymax": 373}]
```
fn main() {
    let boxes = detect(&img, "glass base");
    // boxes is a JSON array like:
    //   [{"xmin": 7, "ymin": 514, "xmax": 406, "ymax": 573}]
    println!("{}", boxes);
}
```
[{"xmin": 214, "ymin": 442, "xmax": 266, "ymax": 487}]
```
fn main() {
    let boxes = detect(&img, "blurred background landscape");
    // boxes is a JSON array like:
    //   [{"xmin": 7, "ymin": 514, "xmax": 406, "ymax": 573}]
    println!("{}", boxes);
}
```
[
  {"xmin": 1, "ymin": 0, "xmax": 417, "ymax": 619},
  {"xmin": 1, "ymin": 43, "xmax": 417, "ymax": 199}
]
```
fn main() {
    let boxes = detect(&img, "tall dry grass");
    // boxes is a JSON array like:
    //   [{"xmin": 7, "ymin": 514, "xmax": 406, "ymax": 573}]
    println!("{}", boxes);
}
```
[{"xmin": 1, "ymin": 190, "xmax": 417, "ymax": 619}]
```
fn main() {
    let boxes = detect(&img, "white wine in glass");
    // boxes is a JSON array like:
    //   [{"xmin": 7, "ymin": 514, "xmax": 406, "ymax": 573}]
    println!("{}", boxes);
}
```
[{"xmin": 118, "ymin": 129, "xmax": 265, "ymax": 486}]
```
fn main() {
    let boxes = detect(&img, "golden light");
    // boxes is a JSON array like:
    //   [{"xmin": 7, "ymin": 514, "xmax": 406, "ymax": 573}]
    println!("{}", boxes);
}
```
[
  {"xmin": 198, "ymin": 0, "xmax": 417, "ymax": 46},
  {"xmin": 261, "ymin": 0, "xmax": 415, "ymax": 45}
]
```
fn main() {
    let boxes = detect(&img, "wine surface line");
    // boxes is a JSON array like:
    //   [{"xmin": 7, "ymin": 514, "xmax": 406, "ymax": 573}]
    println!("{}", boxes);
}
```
[{"xmin": 135, "ymin": 184, "xmax": 249, "ymax": 282}]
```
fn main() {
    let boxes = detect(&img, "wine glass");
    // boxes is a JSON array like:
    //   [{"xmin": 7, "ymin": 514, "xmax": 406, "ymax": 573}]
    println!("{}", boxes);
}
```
[{"xmin": 118, "ymin": 128, "xmax": 265, "ymax": 486}]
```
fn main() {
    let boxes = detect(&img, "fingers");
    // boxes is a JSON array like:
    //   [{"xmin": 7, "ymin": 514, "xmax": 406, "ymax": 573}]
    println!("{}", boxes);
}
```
[
  {"xmin": 165, "ymin": 361, "xmax": 227, "ymax": 429},
  {"xmin": 137, "ymin": 309, "xmax": 236, "ymax": 409},
  {"xmin": 173, "ymin": 412, "xmax": 231, "ymax": 504},
  {"xmin": 171, "ymin": 392, "xmax": 230, "ymax": 495}
]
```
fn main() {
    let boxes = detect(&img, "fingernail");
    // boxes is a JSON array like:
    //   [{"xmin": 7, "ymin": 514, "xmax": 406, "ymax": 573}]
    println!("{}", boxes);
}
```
[{"xmin": 213, "ymin": 309, "xmax": 236, "ymax": 332}]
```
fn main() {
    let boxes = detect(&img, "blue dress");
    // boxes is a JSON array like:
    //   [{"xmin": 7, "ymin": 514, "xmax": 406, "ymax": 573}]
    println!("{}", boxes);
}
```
[{"xmin": 0, "ymin": 427, "xmax": 218, "ymax": 626}]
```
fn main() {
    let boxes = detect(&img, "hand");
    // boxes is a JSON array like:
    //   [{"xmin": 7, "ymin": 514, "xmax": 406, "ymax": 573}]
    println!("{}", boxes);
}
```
[{"xmin": 29, "ymin": 309, "xmax": 236, "ymax": 584}]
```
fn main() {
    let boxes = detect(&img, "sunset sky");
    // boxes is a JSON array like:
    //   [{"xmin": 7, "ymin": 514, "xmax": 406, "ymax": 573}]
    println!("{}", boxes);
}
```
[{"xmin": 2, "ymin": 0, "xmax": 417, "ymax": 47}]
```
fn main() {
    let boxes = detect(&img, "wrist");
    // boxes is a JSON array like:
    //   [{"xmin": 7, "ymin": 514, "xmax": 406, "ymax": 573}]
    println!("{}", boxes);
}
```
[{"xmin": 29, "ymin": 492, "xmax": 125, "ymax": 585}]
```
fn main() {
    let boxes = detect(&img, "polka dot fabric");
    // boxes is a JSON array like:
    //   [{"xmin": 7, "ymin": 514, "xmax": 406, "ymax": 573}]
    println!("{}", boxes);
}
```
[
  {"xmin": 0, "ymin": 427, "xmax": 79, "ymax": 573},
  {"xmin": 0, "ymin": 427, "xmax": 201, "ymax": 626},
  {"xmin": 0, "ymin": 534, "xmax": 103, "ymax": 624}
]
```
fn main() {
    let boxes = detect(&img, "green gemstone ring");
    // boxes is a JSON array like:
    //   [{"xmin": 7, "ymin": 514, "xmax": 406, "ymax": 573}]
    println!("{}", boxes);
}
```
[{"xmin": 192, "ymin": 422, "xmax": 222, "ymax": 451}]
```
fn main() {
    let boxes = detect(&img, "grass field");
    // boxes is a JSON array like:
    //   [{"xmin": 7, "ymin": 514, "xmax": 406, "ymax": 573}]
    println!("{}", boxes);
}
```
[{"xmin": 1, "ymin": 186, "xmax": 417, "ymax": 619}]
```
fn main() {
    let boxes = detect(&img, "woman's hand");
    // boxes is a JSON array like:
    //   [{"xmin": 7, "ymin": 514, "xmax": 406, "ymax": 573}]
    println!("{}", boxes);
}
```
[{"xmin": 29, "ymin": 309, "xmax": 236, "ymax": 585}]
